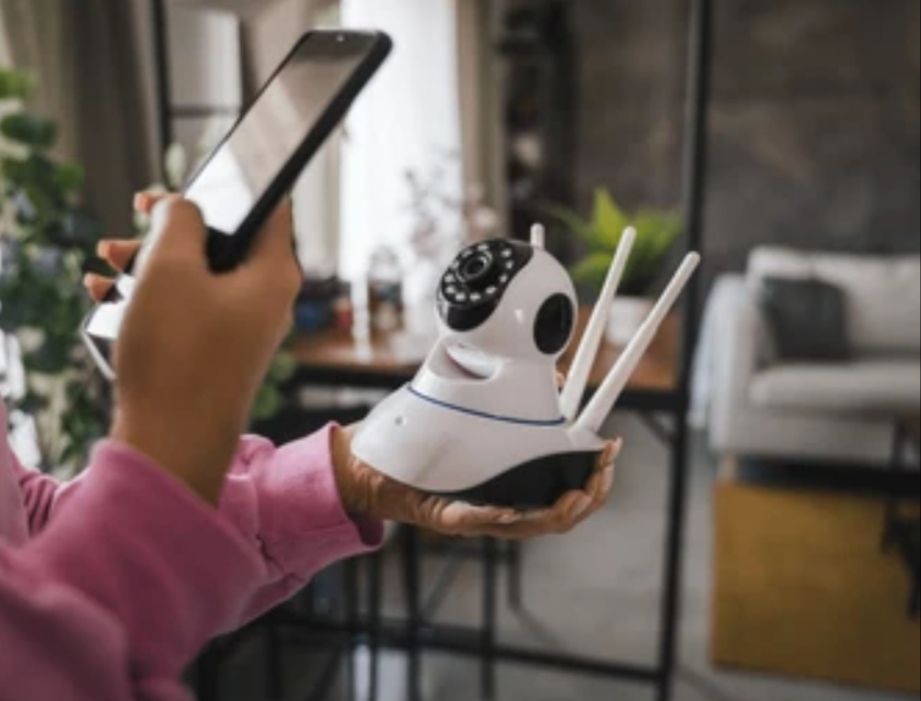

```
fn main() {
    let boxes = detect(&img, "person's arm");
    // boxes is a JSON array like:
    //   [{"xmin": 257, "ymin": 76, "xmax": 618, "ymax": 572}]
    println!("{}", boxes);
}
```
[
  {"xmin": 1, "ymin": 441, "xmax": 265, "ymax": 701},
  {"xmin": 10, "ymin": 424, "xmax": 381, "ymax": 626},
  {"xmin": 13, "ymin": 451, "xmax": 79, "ymax": 537},
  {"xmin": 211, "ymin": 425, "xmax": 382, "ymax": 623}
]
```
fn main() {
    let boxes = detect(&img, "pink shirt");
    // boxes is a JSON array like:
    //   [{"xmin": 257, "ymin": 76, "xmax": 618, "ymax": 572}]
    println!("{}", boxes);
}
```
[{"xmin": 0, "ymin": 400, "xmax": 382, "ymax": 700}]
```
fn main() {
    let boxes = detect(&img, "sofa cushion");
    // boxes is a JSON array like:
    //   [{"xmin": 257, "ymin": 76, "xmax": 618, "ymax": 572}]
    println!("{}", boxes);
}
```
[
  {"xmin": 759, "ymin": 277, "xmax": 852, "ymax": 362},
  {"xmin": 748, "ymin": 247, "xmax": 921, "ymax": 356},
  {"xmin": 750, "ymin": 359, "xmax": 921, "ymax": 413}
]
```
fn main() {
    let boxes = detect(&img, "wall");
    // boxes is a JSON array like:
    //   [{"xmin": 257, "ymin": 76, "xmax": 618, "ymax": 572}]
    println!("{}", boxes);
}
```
[{"xmin": 509, "ymin": 0, "xmax": 921, "ymax": 278}]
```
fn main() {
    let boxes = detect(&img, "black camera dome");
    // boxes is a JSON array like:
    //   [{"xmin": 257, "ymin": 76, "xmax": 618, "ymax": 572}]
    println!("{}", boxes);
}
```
[{"xmin": 437, "ymin": 239, "xmax": 533, "ymax": 332}]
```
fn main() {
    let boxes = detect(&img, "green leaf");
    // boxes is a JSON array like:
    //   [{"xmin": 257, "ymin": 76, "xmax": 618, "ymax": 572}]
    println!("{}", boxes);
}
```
[
  {"xmin": 58, "ymin": 210, "xmax": 103, "ymax": 248},
  {"xmin": 1, "ymin": 114, "xmax": 58, "ymax": 150},
  {"xmin": 593, "ymin": 189, "xmax": 629, "ymax": 248},
  {"xmin": 542, "ymin": 204, "xmax": 596, "ymax": 246},
  {"xmin": 269, "ymin": 351, "xmax": 297, "ymax": 383},
  {"xmin": 0, "ymin": 69, "xmax": 36, "ymax": 100},
  {"xmin": 54, "ymin": 163, "xmax": 84, "ymax": 191},
  {"xmin": 0, "ymin": 295, "xmax": 30, "ymax": 331},
  {"xmin": 570, "ymin": 252, "xmax": 614, "ymax": 293},
  {"xmin": 252, "ymin": 385, "xmax": 284, "ymax": 422},
  {"xmin": 23, "ymin": 341, "xmax": 72, "ymax": 375},
  {"xmin": 17, "ymin": 392, "xmax": 49, "ymax": 415},
  {"xmin": 627, "ymin": 210, "xmax": 683, "ymax": 288}
]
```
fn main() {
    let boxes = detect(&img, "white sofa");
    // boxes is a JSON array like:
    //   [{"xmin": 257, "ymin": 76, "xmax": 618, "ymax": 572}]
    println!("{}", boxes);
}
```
[{"xmin": 696, "ymin": 247, "xmax": 921, "ymax": 465}]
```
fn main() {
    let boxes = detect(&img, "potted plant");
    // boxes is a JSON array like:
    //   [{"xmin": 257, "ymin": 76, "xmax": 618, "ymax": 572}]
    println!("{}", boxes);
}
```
[
  {"xmin": 547, "ymin": 188, "xmax": 682, "ymax": 344},
  {"xmin": 0, "ymin": 71, "xmax": 295, "ymax": 471},
  {"xmin": 0, "ymin": 67, "xmax": 108, "ymax": 470}
]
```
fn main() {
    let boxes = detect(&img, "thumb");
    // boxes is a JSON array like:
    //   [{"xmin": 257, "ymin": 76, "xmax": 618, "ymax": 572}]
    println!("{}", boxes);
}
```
[{"xmin": 138, "ymin": 197, "xmax": 209, "ymax": 276}]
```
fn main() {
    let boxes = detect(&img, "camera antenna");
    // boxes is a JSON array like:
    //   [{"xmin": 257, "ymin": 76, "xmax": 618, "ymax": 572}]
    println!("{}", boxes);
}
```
[
  {"xmin": 576, "ymin": 252, "xmax": 701, "ymax": 434},
  {"xmin": 530, "ymin": 223, "xmax": 546, "ymax": 250},
  {"xmin": 560, "ymin": 227, "xmax": 636, "ymax": 422}
]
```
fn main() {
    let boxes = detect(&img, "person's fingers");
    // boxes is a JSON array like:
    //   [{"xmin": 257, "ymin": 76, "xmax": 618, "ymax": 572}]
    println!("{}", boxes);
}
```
[
  {"xmin": 406, "ymin": 491, "xmax": 522, "ymax": 536},
  {"xmin": 427, "ymin": 439, "xmax": 624, "ymax": 540},
  {"xmin": 134, "ymin": 190, "xmax": 171, "ymax": 214},
  {"xmin": 97, "ymin": 240, "xmax": 143, "ymax": 273},
  {"xmin": 552, "ymin": 489, "xmax": 596, "ymax": 530},
  {"xmin": 489, "ymin": 491, "xmax": 588, "ymax": 540},
  {"xmin": 83, "ymin": 273, "xmax": 115, "ymax": 302},
  {"xmin": 144, "ymin": 197, "xmax": 208, "ymax": 272},
  {"xmin": 597, "ymin": 438, "xmax": 622, "ymax": 497}
]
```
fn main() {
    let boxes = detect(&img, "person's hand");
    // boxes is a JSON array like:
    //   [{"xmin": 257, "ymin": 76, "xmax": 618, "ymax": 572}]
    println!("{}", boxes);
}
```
[
  {"xmin": 330, "ymin": 425, "xmax": 621, "ymax": 540},
  {"xmin": 92, "ymin": 192, "xmax": 302, "ymax": 504}
]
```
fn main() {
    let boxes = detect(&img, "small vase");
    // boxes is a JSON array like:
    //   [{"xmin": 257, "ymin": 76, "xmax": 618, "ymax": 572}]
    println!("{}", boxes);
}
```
[{"xmin": 607, "ymin": 296, "xmax": 655, "ymax": 346}]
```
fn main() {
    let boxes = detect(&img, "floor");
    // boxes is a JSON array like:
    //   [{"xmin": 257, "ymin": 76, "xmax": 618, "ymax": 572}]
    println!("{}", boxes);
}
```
[{"xmin": 218, "ymin": 413, "xmax": 918, "ymax": 701}]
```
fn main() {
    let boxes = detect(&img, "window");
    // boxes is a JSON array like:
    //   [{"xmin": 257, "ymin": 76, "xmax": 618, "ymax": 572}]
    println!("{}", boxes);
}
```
[{"xmin": 339, "ymin": 0, "xmax": 464, "ymax": 282}]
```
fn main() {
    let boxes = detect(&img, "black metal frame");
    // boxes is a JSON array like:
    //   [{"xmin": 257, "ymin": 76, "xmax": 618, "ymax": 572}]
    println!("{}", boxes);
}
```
[
  {"xmin": 163, "ymin": 0, "xmax": 715, "ymax": 697},
  {"xmin": 882, "ymin": 420, "xmax": 921, "ymax": 619},
  {"xmin": 151, "ymin": 0, "xmax": 172, "ymax": 156}
]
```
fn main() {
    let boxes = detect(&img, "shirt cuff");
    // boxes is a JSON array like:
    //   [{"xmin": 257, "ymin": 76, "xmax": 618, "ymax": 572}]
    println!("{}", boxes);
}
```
[{"xmin": 233, "ymin": 425, "xmax": 384, "ymax": 580}]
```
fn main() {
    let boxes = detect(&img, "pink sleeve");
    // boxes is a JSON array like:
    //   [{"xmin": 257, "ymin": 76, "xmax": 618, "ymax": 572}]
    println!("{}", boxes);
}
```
[
  {"xmin": 14, "ymin": 452, "xmax": 74, "ymax": 536},
  {"xmin": 210, "ymin": 424, "xmax": 384, "ymax": 623},
  {"xmin": 1, "ymin": 426, "xmax": 382, "ymax": 699},
  {"xmin": 2, "ymin": 443, "xmax": 266, "ymax": 701},
  {"xmin": 17, "ymin": 424, "xmax": 382, "ymax": 621}
]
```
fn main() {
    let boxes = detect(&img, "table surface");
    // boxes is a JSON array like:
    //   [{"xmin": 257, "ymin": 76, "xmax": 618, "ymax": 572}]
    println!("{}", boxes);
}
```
[{"xmin": 292, "ymin": 309, "xmax": 681, "ymax": 395}]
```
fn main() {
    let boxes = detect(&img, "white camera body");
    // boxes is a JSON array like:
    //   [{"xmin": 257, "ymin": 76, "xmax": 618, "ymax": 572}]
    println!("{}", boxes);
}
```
[{"xmin": 353, "ymin": 227, "xmax": 700, "ymax": 508}]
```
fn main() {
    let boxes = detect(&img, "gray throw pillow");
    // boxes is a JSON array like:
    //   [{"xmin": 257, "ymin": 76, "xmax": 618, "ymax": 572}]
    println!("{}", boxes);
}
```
[{"xmin": 759, "ymin": 277, "xmax": 852, "ymax": 362}]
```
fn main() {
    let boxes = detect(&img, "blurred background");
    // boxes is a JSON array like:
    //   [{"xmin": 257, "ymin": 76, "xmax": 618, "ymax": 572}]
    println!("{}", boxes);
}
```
[{"xmin": 0, "ymin": 1, "xmax": 918, "ymax": 700}]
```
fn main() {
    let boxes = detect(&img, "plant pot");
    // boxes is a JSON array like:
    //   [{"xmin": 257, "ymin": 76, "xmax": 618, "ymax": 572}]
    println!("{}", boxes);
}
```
[{"xmin": 607, "ymin": 296, "xmax": 655, "ymax": 346}]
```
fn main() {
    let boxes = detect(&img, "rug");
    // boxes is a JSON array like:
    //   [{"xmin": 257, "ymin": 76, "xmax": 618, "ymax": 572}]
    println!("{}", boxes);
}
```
[{"xmin": 712, "ymin": 480, "xmax": 921, "ymax": 694}]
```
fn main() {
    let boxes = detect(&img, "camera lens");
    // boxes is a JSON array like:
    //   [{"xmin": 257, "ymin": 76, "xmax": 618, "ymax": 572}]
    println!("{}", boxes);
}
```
[{"xmin": 459, "ymin": 252, "xmax": 494, "ymax": 284}]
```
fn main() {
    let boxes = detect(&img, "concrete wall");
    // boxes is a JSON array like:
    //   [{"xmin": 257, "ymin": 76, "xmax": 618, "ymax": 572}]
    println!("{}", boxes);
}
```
[{"xmin": 510, "ymin": 0, "xmax": 920, "ymax": 277}]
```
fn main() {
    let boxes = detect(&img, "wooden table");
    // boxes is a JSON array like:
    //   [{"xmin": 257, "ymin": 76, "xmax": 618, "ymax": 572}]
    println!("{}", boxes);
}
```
[{"xmin": 292, "ymin": 309, "xmax": 681, "ymax": 410}]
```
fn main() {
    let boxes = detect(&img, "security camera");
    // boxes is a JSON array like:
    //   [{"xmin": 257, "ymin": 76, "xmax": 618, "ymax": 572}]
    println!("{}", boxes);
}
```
[{"xmin": 353, "ymin": 225, "xmax": 700, "ymax": 509}]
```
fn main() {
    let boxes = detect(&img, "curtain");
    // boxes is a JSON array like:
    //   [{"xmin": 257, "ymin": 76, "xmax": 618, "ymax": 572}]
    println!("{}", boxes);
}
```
[
  {"xmin": 0, "ymin": 0, "xmax": 161, "ymax": 239},
  {"xmin": 339, "ymin": 0, "xmax": 464, "ymax": 282},
  {"xmin": 457, "ymin": 0, "xmax": 505, "ymax": 215}
]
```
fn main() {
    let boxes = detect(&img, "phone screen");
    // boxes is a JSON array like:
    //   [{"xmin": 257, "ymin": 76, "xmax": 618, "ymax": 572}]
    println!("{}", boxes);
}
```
[
  {"xmin": 187, "ymin": 32, "xmax": 377, "ymax": 235},
  {"xmin": 82, "ymin": 31, "xmax": 387, "ymax": 380}
]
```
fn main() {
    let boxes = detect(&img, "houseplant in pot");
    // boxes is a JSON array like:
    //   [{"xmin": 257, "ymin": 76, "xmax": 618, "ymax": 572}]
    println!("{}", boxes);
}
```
[
  {"xmin": 0, "ymin": 72, "xmax": 294, "ymax": 471},
  {"xmin": 0, "ymin": 67, "xmax": 109, "ymax": 471},
  {"xmin": 547, "ymin": 188, "xmax": 682, "ymax": 344}
]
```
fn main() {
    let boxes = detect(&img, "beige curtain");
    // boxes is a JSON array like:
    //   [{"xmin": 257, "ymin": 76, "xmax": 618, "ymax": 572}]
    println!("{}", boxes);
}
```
[
  {"xmin": 0, "ymin": 0, "xmax": 161, "ymax": 239},
  {"xmin": 242, "ymin": 0, "xmax": 338, "ymax": 90},
  {"xmin": 457, "ymin": 0, "xmax": 506, "ymax": 220}
]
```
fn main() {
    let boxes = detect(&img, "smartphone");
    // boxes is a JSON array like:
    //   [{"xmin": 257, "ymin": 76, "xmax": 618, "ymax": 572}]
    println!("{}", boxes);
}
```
[{"xmin": 82, "ymin": 30, "xmax": 392, "ymax": 380}]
